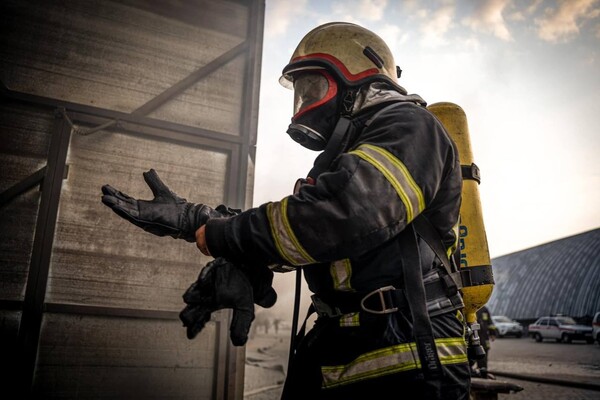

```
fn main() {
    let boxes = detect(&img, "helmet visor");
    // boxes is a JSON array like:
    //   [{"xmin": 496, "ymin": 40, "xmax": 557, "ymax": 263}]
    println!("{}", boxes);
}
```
[{"xmin": 292, "ymin": 71, "xmax": 337, "ymax": 118}]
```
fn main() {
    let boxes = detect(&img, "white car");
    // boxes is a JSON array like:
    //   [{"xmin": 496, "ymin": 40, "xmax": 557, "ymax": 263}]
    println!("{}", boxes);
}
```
[
  {"xmin": 492, "ymin": 315, "xmax": 523, "ymax": 338},
  {"xmin": 528, "ymin": 316, "xmax": 594, "ymax": 344}
]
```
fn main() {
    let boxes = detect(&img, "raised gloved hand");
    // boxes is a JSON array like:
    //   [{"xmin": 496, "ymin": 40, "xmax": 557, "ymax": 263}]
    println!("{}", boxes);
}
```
[
  {"xmin": 179, "ymin": 258, "xmax": 277, "ymax": 346},
  {"xmin": 101, "ymin": 169, "xmax": 238, "ymax": 242}
]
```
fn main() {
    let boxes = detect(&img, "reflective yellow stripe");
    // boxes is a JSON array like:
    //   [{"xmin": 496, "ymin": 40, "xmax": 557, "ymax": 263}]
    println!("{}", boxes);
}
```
[
  {"xmin": 339, "ymin": 312, "xmax": 360, "ymax": 327},
  {"xmin": 449, "ymin": 220, "xmax": 460, "ymax": 258},
  {"xmin": 321, "ymin": 337, "xmax": 467, "ymax": 388},
  {"xmin": 350, "ymin": 144, "xmax": 425, "ymax": 223},
  {"xmin": 266, "ymin": 199, "xmax": 316, "ymax": 266},
  {"xmin": 330, "ymin": 259, "xmax": 353, "ymax": 291}
]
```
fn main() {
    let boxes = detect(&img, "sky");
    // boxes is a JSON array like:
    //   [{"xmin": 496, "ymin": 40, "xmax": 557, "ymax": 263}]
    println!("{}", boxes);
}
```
[
  {"xmin": 250, "ymin": 0, "xmax": 600, "ymax": 318},
  {"xmin": 253, "ymin": 0, "xmax": 600, "ymax": 259}
]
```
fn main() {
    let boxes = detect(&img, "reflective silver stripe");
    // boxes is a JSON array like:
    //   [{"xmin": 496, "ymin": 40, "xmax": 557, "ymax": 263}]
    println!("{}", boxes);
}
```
[
  {"xmin": 266, "ymin": 198, "xmax": 316, "ymax": 266},
  {"xmin": 434, "ymin": 337, "xmax": 468, "ymax": 363},
  {"xmin": 321, "ymin": 337, "xmax": 467, "ymax": 388},
  {"xmin": 339, "ymin": 312, "xmax": 360, "ymax": 327},
  {"xmin": 350, "ymin": 144, "xmax": 425, "ymax": 223},
  {"xmin": 330, "ymin": 259, "xmax": 352, "ymax": 291},
  {"xmin": 448, "ymin": 220, "xmax": 460, "ymax": 258}
]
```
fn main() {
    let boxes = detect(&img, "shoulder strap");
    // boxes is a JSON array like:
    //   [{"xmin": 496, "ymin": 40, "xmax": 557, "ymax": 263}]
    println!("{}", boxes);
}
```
[
  {"xmin": 307, "ymin": 117, "xmax": 351, "ymax": 180},
  {"xmin": 397, "ymin": 224, "xmax": 443, "ymax": 383},
  {"xmin": 309, "ymin": 101, "xmax": 408, "ymax": 180},
  {"xmin": 413, "ymin": 215, "xmax": 462, "ymax": 293}
]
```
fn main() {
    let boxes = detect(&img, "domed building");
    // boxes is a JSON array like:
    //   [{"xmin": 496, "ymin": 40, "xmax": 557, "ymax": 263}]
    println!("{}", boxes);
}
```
[{"xmin": 486, "ymin": 228, "xmax": 600, "ymax": 323}]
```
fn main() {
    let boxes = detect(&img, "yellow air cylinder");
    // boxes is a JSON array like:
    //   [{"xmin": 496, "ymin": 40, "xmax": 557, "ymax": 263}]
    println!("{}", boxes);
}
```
[{"xmin": 427, "ymin": 102, "xmax": 494, "ymax": 326}]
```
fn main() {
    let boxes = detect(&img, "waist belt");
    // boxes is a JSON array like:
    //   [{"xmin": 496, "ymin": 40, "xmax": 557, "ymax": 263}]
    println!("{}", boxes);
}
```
[{"xmin": 311, "ymin": 275, "xmax": 461, "ymax": 318}]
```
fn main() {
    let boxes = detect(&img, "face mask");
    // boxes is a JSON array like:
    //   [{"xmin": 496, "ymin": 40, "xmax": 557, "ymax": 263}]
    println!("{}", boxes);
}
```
[{"xmin": 287, "ymin": 71, "xmax": 339, "ymax": 151}]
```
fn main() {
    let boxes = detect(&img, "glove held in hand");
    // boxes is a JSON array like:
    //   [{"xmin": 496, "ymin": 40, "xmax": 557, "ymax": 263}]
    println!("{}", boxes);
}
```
[{"xmin": 179, "ymin": 258, "xmax": 277, "ymax": 346}]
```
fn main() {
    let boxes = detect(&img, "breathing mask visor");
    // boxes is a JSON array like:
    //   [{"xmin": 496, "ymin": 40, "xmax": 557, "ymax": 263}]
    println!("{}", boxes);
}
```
[{"xmin": 287, "ymin": 71, "xmax": 339, "ymax": 151}]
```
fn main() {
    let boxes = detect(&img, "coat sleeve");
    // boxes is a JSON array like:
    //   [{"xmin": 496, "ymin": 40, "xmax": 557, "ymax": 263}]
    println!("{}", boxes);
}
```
[{"xmin": 205, "ymin": 105, "xmax": 459, "ymax": 266}]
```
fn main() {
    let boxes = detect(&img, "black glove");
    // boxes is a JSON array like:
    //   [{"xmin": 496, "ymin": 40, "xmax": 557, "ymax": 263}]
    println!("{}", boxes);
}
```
[
  {"xmin": 101, "ymin": 169, "xmax": 238, "ymax": 242},
  {"xmin": 243, "ymin": 261, "xmax": 277, "ymax": 309},
  {"xmin": 179, "ymin": 258, "xmax": 277, "ymax": 346}
]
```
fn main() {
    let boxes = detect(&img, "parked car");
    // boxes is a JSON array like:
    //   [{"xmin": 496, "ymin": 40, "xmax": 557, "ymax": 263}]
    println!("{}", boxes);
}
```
[
  {"xmin": 593, "ymin": 312, "xmax": 600, "ymax": 344},
  {"xmin": 492, "ymin": 315, "xmax": 523, "ymax": 338},
  {"xmin": 528, "ymin": 316, "xmax": 594, "ymax": 343}
]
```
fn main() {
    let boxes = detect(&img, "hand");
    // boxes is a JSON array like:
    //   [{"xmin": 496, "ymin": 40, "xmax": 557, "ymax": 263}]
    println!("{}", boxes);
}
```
[
  {"xmin": 101, "ymin": 169, "xmax": 226, "ymax": 242},
  {"xmin": 195, "ymin": 225, "xmax": 211, "ymax": 256},
  {"xmin": 179, "ymin": 258, "xmax": 277, "ymax": 345}
]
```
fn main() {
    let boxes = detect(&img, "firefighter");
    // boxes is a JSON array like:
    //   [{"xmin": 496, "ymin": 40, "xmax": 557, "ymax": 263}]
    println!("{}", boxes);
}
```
[
  {"xmin": 197, "ymin": 22, "xmax": 470, "ymax": 399},
  {"xmin": 102, "ymin": 22, "xmax": 471, "ymax": 399}
]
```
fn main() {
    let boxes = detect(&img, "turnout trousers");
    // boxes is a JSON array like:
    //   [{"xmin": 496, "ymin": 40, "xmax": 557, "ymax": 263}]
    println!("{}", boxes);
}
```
[{"xmin": 281, "ymin": 310, "xmax": 471, "ymax": 400}]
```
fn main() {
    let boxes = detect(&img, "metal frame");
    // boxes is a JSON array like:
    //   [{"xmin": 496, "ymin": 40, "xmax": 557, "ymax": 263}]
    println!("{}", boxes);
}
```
[
  {"xmin": 16, "ymin": 110, "xmax": 72, "ymax": 393},
  {"xmin": 222, "ymin": 3, "xmax": 266, "ymax": 399},
  {"xmin": 0, "ymin": 166, "xmax": 46, "ymax": 208},
  {"xmin": 1, "ymin": 0, "xmax": 265, "ymax": 397}
]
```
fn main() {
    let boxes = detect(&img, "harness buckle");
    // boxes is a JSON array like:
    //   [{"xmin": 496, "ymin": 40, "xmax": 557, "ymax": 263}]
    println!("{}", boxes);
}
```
[
  {"xmin": 360, "ymin": 285, "xmax": 399, "ymax": 315},
  {"xmin": 311, "ymin": 295, "xmax": 343, "ymax": 318}
]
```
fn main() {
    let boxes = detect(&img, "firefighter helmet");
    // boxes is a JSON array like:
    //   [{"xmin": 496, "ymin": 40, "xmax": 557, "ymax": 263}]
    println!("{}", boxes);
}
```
[{"xmin": 280, "ymin": 22, "xmax": 402, "ymax": 91}]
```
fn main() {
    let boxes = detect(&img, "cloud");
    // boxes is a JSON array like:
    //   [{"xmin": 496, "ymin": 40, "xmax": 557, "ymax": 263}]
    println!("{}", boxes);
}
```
[
  {"xmin": 508, "ymin": 0, "xmax": 542, "ymax": 21},
  {"xmin": 358, "ymin": 0, "xmax": 388, "ymax": 21},
  {"xmin": 462, "ymin": 0, "xmax": 514, "ymax": 41},
  {"xmin": 420, "ymin": 1, "xmax": 455, "ymax": 46},
  {"xmin": 377, "ymin": 23, "xmax": 408, "ymax": 51},
  {"xmin": 264, "ymin": 0, "xmax": 309, "ymax": 38},
  {"xmin": 535, "ymin": 0, "xmax": 600, "ymax": 43},
  {"xmin": 332, "ymin": 0, "xmax": 388, "ymax": 22}
]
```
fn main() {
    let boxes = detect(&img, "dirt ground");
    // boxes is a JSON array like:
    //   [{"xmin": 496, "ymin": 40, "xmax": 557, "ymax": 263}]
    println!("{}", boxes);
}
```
[{"xmin": 243, "ymin": 329, "xmax": 290, "ymax": 400}]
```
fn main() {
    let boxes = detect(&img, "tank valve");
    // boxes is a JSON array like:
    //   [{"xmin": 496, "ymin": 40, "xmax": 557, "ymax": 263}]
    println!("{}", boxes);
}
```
[{"xmin": 467, "ymin": 321, "xmax": 486, "ymax": 362}]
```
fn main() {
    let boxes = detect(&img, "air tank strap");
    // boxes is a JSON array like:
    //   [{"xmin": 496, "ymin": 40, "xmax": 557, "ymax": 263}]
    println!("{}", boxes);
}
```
[
  {"xmin": 461, "ymin": 163, "xmax": 481, "ymax": 184},
  {"xmin": 459, "ymin": 265, "xmax": 494, "ymax": 286}
]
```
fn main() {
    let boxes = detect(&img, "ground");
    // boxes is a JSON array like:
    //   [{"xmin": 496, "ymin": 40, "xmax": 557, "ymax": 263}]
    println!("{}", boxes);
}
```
[{"xmin": 243, "ymin": 329, "xmax": 289, "ymax": 400}]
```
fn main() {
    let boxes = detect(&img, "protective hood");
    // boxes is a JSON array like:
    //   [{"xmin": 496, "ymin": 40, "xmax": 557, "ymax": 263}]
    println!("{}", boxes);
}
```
[{"xmin": 352, "ymin": 81, "xmax": 427, "ymax": 115}]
